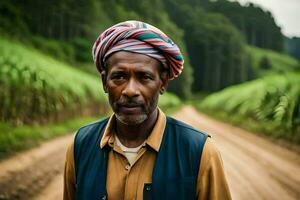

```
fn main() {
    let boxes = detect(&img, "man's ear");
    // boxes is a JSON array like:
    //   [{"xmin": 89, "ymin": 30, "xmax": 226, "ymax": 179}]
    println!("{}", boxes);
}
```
[
  {"xmin": 101, "ymin": 71, "xmax": 108, "ymax": 93},
  {"xmin": 159, "ymin": 71, "xmax": 169, "ymax": 95}
]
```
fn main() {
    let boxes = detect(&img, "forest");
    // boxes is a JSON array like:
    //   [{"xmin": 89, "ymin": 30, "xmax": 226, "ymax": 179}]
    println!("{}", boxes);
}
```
[{"xmin": 1, "ymin": 0, "xmax": 294, "ymax": 96}]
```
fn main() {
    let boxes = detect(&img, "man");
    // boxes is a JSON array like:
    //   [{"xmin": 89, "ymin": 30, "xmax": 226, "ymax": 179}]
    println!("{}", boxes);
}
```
[{"xmin": 64, "ymin": 20, "xmax": 231, "ymax": 200}]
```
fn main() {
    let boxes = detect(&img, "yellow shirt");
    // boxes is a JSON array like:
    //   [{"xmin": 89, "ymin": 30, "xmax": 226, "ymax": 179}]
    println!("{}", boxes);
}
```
[{"xmin": 64, "ymin": 109, "xmax": 231, "ymax": 200}]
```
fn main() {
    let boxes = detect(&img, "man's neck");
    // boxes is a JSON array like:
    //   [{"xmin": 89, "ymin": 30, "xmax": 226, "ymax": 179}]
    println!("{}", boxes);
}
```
[{"xmin": 115, "ymin": 108, "xmax": 158, "ymax": 148}]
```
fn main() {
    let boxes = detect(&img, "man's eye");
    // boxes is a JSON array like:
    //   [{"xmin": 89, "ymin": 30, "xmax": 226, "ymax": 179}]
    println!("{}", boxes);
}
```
[
  {"xmin": 142, "ymin": 74, "xmax": 153, "ymax": 80},
  {"xmin": 112, "ymin": 74, "xmax": 125, "ymax": 80}
]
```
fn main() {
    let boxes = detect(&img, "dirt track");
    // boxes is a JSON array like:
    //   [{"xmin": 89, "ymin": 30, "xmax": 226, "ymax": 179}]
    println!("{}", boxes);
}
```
[
  {"xmin": 0, "ymin": 105, "xmax": 299, "ymax": 200},
  {"xmin": 173, "ymin": 106, "xmax": 300, "ymax": 200}
]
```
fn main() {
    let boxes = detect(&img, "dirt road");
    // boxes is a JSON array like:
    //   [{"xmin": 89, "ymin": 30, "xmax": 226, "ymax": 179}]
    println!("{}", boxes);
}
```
[
  {"xmin": 0, "ymin": 105, "xmax": 299, "ymax": 200},
  {"xmin": 173, "ymin": 106, "xmax": 300, "ymax": 200}
]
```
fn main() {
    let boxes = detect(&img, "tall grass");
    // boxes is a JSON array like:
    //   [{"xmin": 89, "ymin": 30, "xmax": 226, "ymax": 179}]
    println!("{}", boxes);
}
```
[
  {"xmin": 0, "ymin": 38, "xmax": 106, "ymax": 124},
  {"xmin": 198, "ymin": 72, "xmax": 300, "ymax": 143},
  {"xmin": 0, "ymin": 116, "xmax": 102, "ymax": 159}
]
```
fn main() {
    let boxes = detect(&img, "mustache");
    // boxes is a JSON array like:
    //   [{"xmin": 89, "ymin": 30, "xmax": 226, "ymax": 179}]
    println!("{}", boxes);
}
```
[{"xmin": 116, "ymin": 96, "xmax": 144, "ymax": 107}]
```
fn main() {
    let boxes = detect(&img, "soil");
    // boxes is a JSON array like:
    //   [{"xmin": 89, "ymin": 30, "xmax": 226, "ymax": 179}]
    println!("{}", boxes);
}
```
[
  {"xmin": 0, "ymin": 135, "xmax": 72, "ymax": 200},
  {"xmin": 0, "ymin": 105, "xmax": 299, "ymax": 200}
]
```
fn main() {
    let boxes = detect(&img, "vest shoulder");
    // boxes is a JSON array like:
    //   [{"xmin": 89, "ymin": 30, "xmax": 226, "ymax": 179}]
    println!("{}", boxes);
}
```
[
  {"xmin": 75, "ymin": 117, "xmax": 109, "ymax": 141},
  {"xmin": 166, "ymin": 116, "xmax": 208, "ymax": 138}
]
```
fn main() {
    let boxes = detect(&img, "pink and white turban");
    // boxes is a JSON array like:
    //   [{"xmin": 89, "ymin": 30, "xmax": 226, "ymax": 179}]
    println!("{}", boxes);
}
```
[{"xmin": 92, "ymin": 20, "xmax": 184, "ymax": 79}]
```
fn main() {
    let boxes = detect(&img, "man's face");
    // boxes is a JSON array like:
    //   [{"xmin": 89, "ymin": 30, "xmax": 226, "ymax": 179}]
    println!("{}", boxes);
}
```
[{"xmin": 103, "ymin": 51, "xmax": 167, "ymax": 125}]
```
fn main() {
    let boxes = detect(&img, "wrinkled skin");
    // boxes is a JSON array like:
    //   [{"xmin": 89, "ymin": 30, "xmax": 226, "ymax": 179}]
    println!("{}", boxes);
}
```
[{"xmin": 102, "ymin": 51, "xmax": 168, "ymax": 126}]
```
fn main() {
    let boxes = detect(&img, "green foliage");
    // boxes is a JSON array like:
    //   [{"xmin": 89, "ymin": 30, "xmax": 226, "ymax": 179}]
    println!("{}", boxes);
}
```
[
  {"xmin": 31, "ymin": 36, "xmax": 75, "ymax": 62},
  {"xmin": 247, "ymin": 45, "xmax": 299, "ymax": 76},
  {"xmin": 0, "ymin": 38, "xmax": 106, "ymax": 124},
  {"xmin": 284, "ymin": 36, "xmax": 300, "ymax": 60},
  {"xmin": 0, "ymin": 115, "xmax": 101, "ymax": 159},
  {"xmin": 0, "ymin": 0, "xmax": 288, "ymax": 98},
  {"xmin": 70, "ymin": 37, "xmax": 92, "ymax": 62},
  {"xmin": 259, "ymin": 56, "xmax": 272, "ymax": 70},
  {"xmin": 159, "ymin": 93, "xmax": 182, "ymax": 109},
  {"xmin": 0, "ymin": 0, "xmax": 30, "ymax": 37},
  {"xmin": 0, "ymin": 0, "xmax": 111, "ymax": 64},
  {"xmin": 198, "ymin": 72, "xmax": 300, "ymax": 143},
  {"xmin": 0, "ymin": 0, "xmax": 193, "ymax": 99},
  {"xmin": 164, "ymin": 1, "xmax": 252, "ymax": 92},
  {"xmin": 205, "ymin": 0, "xmax": 283, "ymax": 52}
]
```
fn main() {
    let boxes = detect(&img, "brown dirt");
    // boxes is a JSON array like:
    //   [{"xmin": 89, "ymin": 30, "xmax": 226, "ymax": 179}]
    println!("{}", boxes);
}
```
[
  {"xmin": 0, "ymin": 105, "xmax": 299, "ymax": 200},
  {"xmin": 0, "ymin": 134, "xmax": 73, "ymax": 200}
]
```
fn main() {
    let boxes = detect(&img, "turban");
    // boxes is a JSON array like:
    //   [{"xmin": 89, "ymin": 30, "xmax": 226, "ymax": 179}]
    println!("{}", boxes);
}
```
[{"xmin": 92, "ymin": 20, "xmax": 184, "ymax": 79}]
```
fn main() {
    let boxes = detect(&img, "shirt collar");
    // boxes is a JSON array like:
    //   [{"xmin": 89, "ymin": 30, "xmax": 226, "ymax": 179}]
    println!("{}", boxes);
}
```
[{"xmin": 100, "ymin": 108, "xmax": 166, "ymax": 152}]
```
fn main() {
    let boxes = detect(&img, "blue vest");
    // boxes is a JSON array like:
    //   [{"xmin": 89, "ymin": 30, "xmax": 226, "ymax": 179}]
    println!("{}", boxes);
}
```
[{"xmin": 74, "ymin": 116, "xmax": 208, "ymax": 200}]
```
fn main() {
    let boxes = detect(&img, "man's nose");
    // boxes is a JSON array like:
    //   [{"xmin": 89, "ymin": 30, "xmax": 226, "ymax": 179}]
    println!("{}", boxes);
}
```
[{"xmin": 122, "ymin": 79, "xmax": 140, "ymax": 97}]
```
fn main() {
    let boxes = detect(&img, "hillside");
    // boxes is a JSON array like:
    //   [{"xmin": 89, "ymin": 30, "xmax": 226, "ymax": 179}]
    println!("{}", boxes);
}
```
[
  {"xmin": 0, "ymin": 38, "xmax": 107, "ymax": 124},
  {"xmin": 247, "ymin": 45, "xmax": 299, "ymax": 77},
  {"xmin": 198, "ymin": 72, "xmax": 300, "ymax": 143}
]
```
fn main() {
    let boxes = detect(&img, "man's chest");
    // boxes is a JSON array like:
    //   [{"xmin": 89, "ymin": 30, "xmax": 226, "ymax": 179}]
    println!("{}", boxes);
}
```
[{"xmin": 106, "ymin": 146, "xmax": 156, "ymax": 200}]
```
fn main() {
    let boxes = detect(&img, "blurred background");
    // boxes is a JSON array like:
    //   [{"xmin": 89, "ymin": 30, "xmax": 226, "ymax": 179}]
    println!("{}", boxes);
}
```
[{"xmin": 0, "ymin": 0, "xmax": 299, "ymax": 199}]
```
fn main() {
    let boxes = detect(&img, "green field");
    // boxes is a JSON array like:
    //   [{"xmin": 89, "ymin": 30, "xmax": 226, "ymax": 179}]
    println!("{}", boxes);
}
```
[
  {"xmin": 0, "ymin": 38, "xmax": 107, "ymax": 124},
  {"xmin": 197, "ymin": 72, "xmax": 300, "ymax": 143},
  {"xmin": 247, "ymin": 45, "xmax": 299, "ymax": 77}
]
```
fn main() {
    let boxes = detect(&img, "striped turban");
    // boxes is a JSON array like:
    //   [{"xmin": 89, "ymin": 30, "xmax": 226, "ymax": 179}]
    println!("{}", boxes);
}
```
[{"xmin": 92, "ymin": 20, "xmax": 184, "ymax": 80}]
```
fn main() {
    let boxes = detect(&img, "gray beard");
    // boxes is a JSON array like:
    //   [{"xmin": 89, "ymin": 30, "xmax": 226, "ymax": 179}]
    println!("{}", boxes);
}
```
[{"xmin": 115, "ymin": 112, "xmax": 148, "ymax": 125}]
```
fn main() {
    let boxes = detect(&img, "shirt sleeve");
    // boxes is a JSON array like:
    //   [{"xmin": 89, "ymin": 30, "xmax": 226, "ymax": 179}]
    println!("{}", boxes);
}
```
[
  {"xmin": 197, "ymin": 137, "xmax": 232, "ymax": 200},
  {"xmin": 63, "ymin": 139, "xmax": 76, "ymax": 200}
]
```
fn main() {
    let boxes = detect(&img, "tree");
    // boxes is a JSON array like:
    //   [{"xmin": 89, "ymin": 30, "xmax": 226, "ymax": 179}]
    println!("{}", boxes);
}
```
[
  {"xmin": 285, "ymin": 36, "xmax": 300, "ymax": 61},
  {"xmin": 163, "ymin": 1, "xmax": 252, "ymax": 92},
  {"xmin": 205, "ymin": 0, "xmax": 283, "ymax": 52},
  {"xmin": 259, "ymin": 56, "xmax": 272, "ymax": 69}
]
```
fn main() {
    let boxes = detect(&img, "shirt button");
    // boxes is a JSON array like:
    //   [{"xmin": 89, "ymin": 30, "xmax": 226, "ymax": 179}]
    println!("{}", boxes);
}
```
[
  {"xmin": 125, "ymin": 164, "xmax": 130, "ymax": 170},
  {"xmin": 109, "ymin": 138, "xmax": 113, "ymax": 143}
]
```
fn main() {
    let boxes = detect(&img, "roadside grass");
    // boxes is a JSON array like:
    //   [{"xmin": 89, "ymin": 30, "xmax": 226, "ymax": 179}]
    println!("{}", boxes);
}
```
[
  {"xmin": 185, "ymin": 92, "xmax": 211, "ymax": 105},
  {"xmin": 194, "ymin": 72, "xmax": 300, "ymax": 144},
  {"xmin": 0, "ymin": 115, "xmax": 104, "ymax": 159},
  {"xmin": 159, "ymin": 92, "xmax": 182, "ymax": 114}
]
